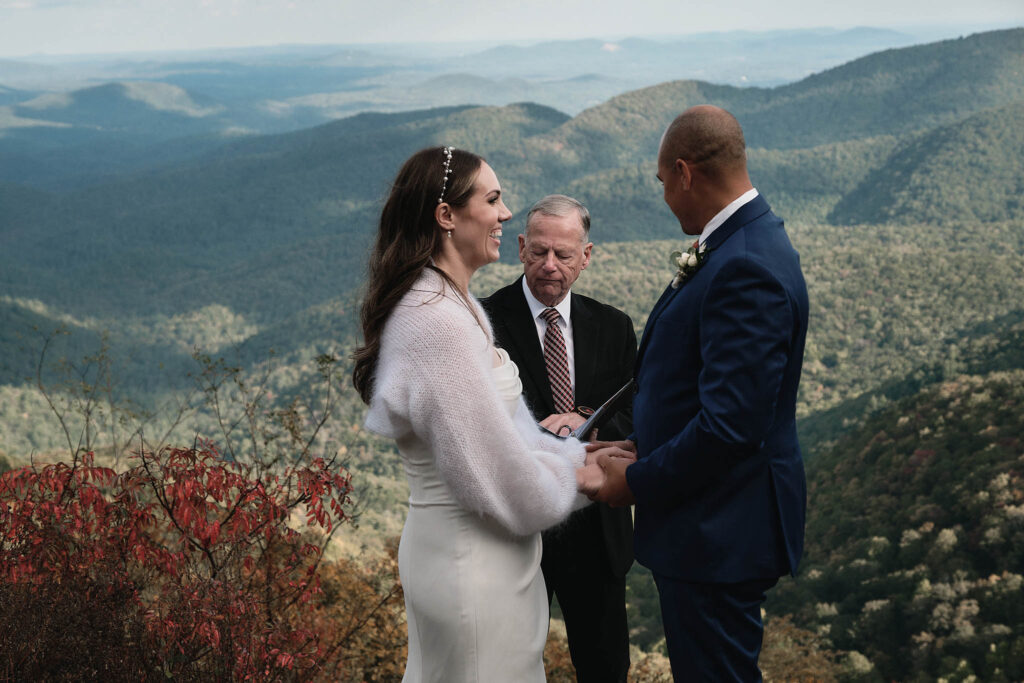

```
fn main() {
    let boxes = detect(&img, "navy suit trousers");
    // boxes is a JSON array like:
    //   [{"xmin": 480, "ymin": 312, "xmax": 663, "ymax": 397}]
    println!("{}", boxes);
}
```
[{"xmin": 653, "ymin": 574, "xmax": 778, "ymax": 682}]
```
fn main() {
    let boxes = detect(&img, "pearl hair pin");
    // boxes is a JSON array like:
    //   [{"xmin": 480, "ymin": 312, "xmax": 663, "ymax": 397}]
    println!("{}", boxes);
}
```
[{"xmin": 438, "ymin": 146, "xmax": 453, "ymax": 204}]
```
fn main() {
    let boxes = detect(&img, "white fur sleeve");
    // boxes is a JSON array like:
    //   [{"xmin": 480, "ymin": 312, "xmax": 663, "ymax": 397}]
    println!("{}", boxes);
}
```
[{"xmin": 368, "ymin": 298, "xmax": 586, "ymax": 536}]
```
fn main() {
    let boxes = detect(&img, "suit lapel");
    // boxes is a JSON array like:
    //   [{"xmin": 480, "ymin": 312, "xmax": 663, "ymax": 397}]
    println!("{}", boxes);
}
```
[
  {"xmin": 635, "ymin": 283, "xmax": 679, "ymax": 368},
  {"xmin": 569, "ymin": 295, "xmax": 597, "ymax": 406},
  {"xmin": 635, "ymin": 195, "xmax": 771, "ymax": 370},
  {"xmin": 495, "ymin": 277, "xmax": 555, "ymax": 414}
]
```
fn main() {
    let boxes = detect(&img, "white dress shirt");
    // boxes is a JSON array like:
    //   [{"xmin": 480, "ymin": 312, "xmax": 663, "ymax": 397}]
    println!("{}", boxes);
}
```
[
  {"xmin": 699, "ymin": 188, "xmax": 759, "ymax": 247},
  {"xmin": 521, "ymin": 276, "xmax": 576, "ymax": 393}
]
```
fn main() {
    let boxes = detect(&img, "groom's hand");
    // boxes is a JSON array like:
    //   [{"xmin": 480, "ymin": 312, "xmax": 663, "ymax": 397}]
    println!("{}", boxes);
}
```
[
  {"xmin": 586, "ymin": 447, "xmax": 636, "ymax": 507},
  {"xmin": 585, "ymin": 439, "xmax": 636, "ymax": 462}
]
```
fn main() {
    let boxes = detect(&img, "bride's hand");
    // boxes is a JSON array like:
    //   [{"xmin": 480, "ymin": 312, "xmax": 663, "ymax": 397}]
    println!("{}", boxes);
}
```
[{"xmin": 575, "ymin": 462, "xmax": 606, "ymax": 496}]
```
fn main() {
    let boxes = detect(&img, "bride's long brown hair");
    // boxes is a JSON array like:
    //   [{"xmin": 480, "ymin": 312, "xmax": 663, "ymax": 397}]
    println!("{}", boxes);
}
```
[{"xmin": 352, "ymin": 146, "xmax": 484, "ymax": 404}]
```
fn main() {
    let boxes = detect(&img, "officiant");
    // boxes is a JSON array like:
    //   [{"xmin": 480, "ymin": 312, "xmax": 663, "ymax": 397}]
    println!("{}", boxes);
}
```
[{"xmin": 481, "ymin": 194, "xmax": 636, "ymax": 682}]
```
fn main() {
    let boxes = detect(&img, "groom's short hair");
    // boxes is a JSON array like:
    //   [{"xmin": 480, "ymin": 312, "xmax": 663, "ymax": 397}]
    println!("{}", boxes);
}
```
[
  {"xmin": 525, "ymin": 194, "xmax": 591, "ymax": 241},
  {"xmin": 660, "ymin": 105, "xmax": 747, "ymax": 180}
]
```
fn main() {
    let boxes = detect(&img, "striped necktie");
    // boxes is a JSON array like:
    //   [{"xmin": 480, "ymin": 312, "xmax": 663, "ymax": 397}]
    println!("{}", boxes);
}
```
[{"xmin": 541, "ymin": 307, "xmax": 573, "ymax": 414}]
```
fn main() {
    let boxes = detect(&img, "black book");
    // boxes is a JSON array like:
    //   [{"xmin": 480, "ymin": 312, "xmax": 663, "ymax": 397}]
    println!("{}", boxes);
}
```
[
  {"xmin": 539, "ymin": 379, "xmax": 635, "ymax": 440},
  {"xmin": 570, "ymin": 379, "xmax": 635, "ymax": 440}
]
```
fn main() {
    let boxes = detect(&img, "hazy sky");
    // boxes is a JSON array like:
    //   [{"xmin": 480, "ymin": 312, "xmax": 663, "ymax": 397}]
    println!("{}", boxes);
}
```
[{"xmin": 0, "ymin": 0, "xmax": 1021, "ymax": 58}]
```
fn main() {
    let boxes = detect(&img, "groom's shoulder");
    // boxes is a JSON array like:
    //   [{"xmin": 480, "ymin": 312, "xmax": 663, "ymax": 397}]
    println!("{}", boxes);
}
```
[{"xmin": 724, "ymin": 208, "xmax": 792, "ymax": 256}]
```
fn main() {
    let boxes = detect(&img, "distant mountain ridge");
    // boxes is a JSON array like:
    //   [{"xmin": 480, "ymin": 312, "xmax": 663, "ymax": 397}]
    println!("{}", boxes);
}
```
[
  {"xmin": 469, "ymin": 27, "xmax": 918, "ymax": 87},
  {"xmin": 0, "ymin": 27, "xmax": 1014, "ymax": 192},
  {"xmin": 764, "ymin": 28, "xmax": 1024, "ymax": 143},
  {"xmin": 525, "ymin": 28, "xmax": 1024, "ymax": 168},
  {"xmin": 10, "ymin": 81, "xmax": 227, "ymax": 133},
  {"xmin": 2, "ymin": 28, "xmax": 1022, "ymax": 321}
]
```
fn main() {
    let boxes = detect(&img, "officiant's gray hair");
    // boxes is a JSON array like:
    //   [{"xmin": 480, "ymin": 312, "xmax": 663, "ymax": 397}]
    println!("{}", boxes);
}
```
[{"xmin": 525, "ymin": 194, "xmax": 591, "ymax": 241}]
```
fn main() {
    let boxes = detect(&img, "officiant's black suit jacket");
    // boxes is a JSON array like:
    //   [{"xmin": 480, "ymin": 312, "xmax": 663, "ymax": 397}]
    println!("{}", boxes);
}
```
[{"xmin": 481, "ymin": 277, "xmax": 636, "ymax": 576}]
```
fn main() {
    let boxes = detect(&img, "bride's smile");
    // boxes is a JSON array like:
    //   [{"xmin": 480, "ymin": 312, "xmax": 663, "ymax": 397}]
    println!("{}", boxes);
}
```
[{"xmin": 447, "ymin": 161, "xmax": 512, "ymax": 272}]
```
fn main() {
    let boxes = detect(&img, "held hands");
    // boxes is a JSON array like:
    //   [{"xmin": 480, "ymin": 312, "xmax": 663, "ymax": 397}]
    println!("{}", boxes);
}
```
[
  {"xmin": 574, "ymin": 440, "xmax": 637, "ymax": 507},
  {"xmin": 575, "ymin": 460, "xmax": 606, "ymax": 496}
]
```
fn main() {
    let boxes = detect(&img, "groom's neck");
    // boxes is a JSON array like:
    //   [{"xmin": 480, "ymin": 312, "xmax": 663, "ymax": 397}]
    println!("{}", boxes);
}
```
[{"xmin": 690, "ymin": 170, "xmax": 754, "ymax": 230}]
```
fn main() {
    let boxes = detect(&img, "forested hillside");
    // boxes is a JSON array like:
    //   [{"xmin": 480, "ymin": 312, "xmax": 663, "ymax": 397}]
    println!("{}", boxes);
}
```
[
  {"xmin": 770, "ymin": 363, "xmax": 1024, "ymax": 681},
  {"xmin": 831, "ymin": 102, "xmax": 1024, "ymax": 225},
  {"xmin": 0, "ymin": 102, "xmax": 570, "ymax": 318}
]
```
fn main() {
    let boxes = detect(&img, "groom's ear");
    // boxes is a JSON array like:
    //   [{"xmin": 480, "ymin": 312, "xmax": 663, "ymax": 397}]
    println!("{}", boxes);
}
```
[{"xmin": 676, "ymin": 158, "xmax": 692, "ymax": 191}]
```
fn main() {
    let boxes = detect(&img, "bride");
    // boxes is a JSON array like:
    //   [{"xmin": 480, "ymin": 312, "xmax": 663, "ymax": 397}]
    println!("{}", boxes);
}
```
[{"xmin": 352, "ymin": 146, "xmax": 603, "ymax": 681}]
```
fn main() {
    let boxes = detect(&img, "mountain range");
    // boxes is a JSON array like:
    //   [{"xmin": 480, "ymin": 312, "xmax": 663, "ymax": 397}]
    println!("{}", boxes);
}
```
[
  {"xmin": 0, "ymin": 26, "xmax": 955, "ymax": 190},
  {"xmin": 2, "ymin": 29, "xmax": 1022, "ymax": 323}
]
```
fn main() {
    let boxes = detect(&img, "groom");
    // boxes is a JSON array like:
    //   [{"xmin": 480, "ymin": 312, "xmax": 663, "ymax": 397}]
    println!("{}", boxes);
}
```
[{"xmin": 587, "ymin": 105, "xmax": 809, "ymax": 680}]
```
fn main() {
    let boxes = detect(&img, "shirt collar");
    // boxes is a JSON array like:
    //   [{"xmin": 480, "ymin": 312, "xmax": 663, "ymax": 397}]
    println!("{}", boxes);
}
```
[
  {"xmin": 522, "ymin": 276, "xmax": 571, "ymax": 323},
  {"xmin": 699, "ymin": 188, "xmax": 759, "ymax": 247}
]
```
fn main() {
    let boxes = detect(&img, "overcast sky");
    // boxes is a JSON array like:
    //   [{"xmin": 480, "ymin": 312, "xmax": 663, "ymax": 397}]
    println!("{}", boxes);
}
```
[{"xmin": 0, "ymin": 0, "xmax": 1021, "ymax": 59}]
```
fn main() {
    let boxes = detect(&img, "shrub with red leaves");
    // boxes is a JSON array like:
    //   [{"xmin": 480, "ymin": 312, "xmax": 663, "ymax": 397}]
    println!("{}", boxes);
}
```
[{"xmin": 0, "ymin": 445, "xmax": 351, "ymax": 681}]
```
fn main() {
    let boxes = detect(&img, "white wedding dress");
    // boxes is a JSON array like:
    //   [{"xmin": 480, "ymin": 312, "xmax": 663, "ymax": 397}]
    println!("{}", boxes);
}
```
[
  {"xmin": 363, "ymin": 270, "xmax": 587, "ymax": 683},
  {"xmin": 398, "ymin": 349, "xmax": 547, "ymax": 681}
]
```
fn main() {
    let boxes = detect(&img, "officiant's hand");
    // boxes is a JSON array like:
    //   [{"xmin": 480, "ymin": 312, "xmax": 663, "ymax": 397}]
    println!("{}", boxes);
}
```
[{"xmin": 540, "ymin": 412, "xmax": 587, "ymax": 438}]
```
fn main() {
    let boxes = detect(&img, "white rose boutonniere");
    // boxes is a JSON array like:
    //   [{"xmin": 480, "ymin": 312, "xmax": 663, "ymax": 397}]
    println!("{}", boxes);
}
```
[{"xmin": 670, "ymin": 239, "xmax": 710, "ymax": 289}]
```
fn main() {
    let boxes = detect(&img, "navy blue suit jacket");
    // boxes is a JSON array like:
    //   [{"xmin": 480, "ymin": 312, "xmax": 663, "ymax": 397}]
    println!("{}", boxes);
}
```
[{"xmin": 626, "ymin": 194, "xmax": 808, "ymax": 583}]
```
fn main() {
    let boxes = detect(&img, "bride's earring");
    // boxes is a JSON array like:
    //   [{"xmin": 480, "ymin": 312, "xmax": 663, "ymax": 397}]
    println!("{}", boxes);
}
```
[{"xmin": 446, "ymin": 230, "xmax": 453, "ymax": 239}]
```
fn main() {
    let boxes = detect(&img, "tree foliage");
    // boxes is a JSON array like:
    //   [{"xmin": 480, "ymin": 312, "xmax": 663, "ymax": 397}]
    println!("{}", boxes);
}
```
[
  {"xmin": 0, "ymin": 446, "xmax": 350, "ymax": 680},
  {"xmin": 831, "ymin": 102, "xmax": 1024, "ymax": 225},
  {"xmin": 768, "ymin": 370, "xmax": 1024, "ymax": 681}
]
